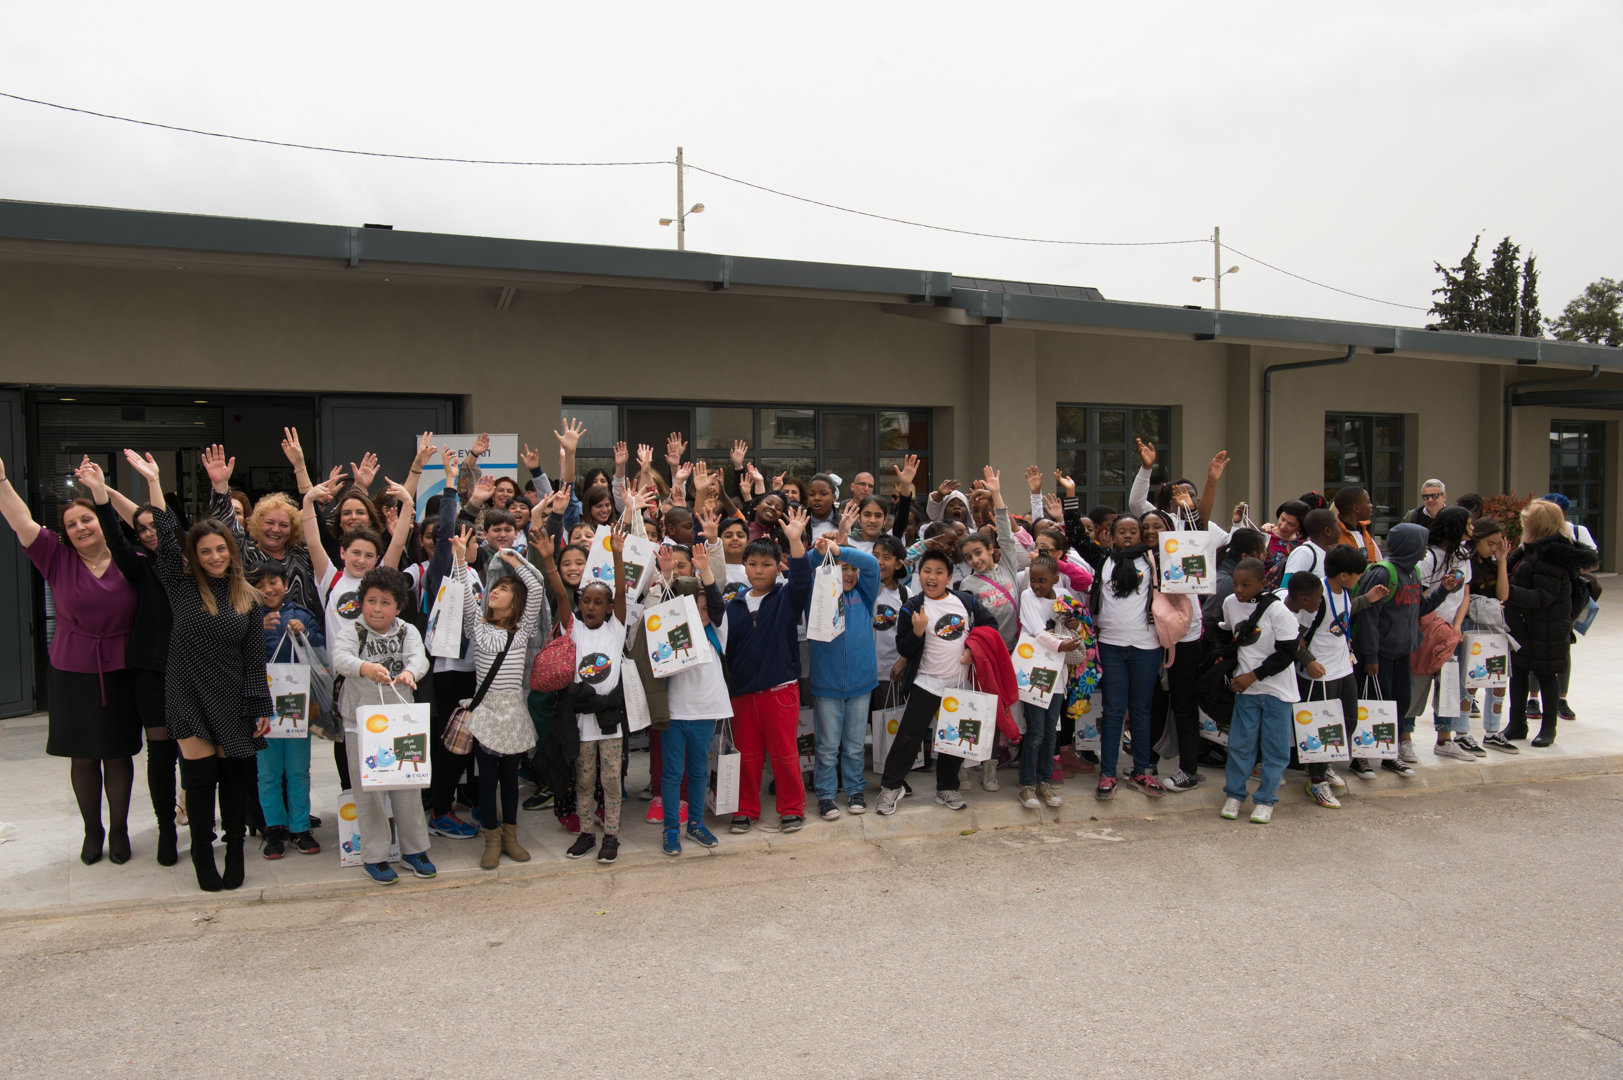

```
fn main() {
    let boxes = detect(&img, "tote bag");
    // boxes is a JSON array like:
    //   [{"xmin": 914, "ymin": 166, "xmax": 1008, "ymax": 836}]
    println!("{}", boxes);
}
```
[
  {"xmin": 582, "ymin": 525, "xmax": 656, "ymax": 602},
  {"xmin": 870, "ymin": 683, "xmax": 924, "ymax": 773},
  {"xmin": 1293, "ymin": 682, "xmax": 1349, "ymax": 764},
  {"xmin": 355, "ymin": 687, "xmax": 433, "ymax": 790},
  {"xmin": 642, "ymin": 593, "xmax": 715, "ymax": 677},
  {"xmin": 707, "ymin": 719, "xmax": 741, "ymax": 817},
  {"xmin": 932, "ymin": 671, "xmax": 998, "ymax": 763},
  {"xmin": 1012, "ymin": 633, "xmax": 1067, "ymax": 708},
  {"xmin": 1158, "ymin": 528, "xmax": 1217, "ymax": 596},
  {"xmin": 807, "ymin": 559, "xmax": 845, "ymax": 643},
  {"xmin": 1462, "ymin": 632, "xmax": 1510, "ymax": 689},
  {"xmin": 1350, "ymin": 679, "xmax": 1399, "ymax": 760}
]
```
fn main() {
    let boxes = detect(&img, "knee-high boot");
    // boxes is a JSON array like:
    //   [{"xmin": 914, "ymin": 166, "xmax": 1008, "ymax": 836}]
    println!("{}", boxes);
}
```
[
  {"xmin": 179, "ymin": 756, "xmax": 222, "ymax": 892},
  {"xmin": 218, "ymin": 757, "xmax": 251, "ymax": 890},
  {"xmin": 147, "ymin": 737, "xmax": 180, "ymax": 866}
]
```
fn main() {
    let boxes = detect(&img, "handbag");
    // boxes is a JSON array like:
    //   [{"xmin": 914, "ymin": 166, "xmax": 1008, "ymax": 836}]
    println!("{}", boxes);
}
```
[
  {"xmin": 530, "ymin": 614, "xmax": 577, "ymax": 692},
  {"xmin": 445, "ymin": 630, "xmax": 516, "ymax": 754}
]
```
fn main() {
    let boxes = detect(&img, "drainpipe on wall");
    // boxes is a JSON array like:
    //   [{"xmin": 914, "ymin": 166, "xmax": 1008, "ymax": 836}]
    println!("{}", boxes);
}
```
[
  {"xmin": 1262, "ymin": 345, "xmax": 1356, "ymax": 516},
  {"xmin": 1501, "ymin": 365, "xmax": 1601, "ymax": 491}
]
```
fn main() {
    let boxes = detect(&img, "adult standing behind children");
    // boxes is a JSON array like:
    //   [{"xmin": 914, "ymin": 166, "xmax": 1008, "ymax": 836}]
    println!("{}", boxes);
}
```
[{"xmin": 1502, "ymin": 500, "xmax": 1598, "ymax": 748}]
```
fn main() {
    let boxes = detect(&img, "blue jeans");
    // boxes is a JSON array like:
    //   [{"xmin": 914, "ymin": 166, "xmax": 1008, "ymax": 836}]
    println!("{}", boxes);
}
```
[
  {"xmin": 1097, "ymin": 643, "xmax": 1159, "ymax": 778},
  {"xmin": 812, "ymin": 693, "xmax": 870, "ymax": 800},
  {"xmin": 661, "ymin": 719, "xmax": 715, "ymax": 831},
  {"xmin": 1019, "ymin": 698, "xmax": 1061, "ymax": 786},
  {"xmin": 1223, "ymin": 695, "xmax": 1291, "ymax": 806},
  {"xmin": 257, "ymin": 735, "xmax": 312, "ymax": 831}
]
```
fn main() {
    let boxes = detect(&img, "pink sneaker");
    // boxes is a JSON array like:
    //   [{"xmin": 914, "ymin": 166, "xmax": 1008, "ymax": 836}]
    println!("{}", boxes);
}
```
[
  {"xmin": 558, "ymin": 813, "xmax": 581, "ymax": 833},
  {"xmin": 645, "ymin": 797, "xmax": 690, "ymax": 824}
]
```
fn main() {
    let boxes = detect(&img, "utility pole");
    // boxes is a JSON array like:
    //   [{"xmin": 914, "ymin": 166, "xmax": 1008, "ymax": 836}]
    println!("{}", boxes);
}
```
[
  {"xmin": 1213, "ymin": 225, "xmax": 1222, "ymax": 312},
  {"xmin": 676, "ymin": 146, "xmax": 686, "ymax": 252}
]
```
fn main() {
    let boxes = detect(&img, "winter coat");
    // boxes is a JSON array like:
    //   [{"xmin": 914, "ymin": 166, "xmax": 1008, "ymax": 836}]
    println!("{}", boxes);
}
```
[{"xmin": 1505, "ymin": 536, "xmax": 1598, "ymax": 672}]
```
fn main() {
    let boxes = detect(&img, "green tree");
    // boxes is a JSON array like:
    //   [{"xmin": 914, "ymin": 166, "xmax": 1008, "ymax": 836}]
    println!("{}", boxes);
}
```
[
  {"xmin": 1547, "ymin": 278, "xmax": 1623, "ymax": 346},
  {"xmin": 1482, "ymin": 236, "xmax": 1521, "ymax": 335},
  {"xmin": 1519, "ymin": 254, "xmax": 1542, "ymax": 337},
  {"xmin": 1427, "ymin": 235, "xmax": 1486, "ymax": 332}
]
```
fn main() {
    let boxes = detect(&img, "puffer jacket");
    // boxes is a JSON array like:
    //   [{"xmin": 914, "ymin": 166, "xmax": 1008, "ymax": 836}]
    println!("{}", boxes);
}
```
[{"xmin": 1505, "ymin": 535, "xmax": 1598, "ymax": 671}]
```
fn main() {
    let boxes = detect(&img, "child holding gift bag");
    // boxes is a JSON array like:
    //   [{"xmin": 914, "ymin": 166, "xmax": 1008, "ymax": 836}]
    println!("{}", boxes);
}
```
[{"xmin": 251, "ymin": 561, "xmax": 323, "ymax": 859}]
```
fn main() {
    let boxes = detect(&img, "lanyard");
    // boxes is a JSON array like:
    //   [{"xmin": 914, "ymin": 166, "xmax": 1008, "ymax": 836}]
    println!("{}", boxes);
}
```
[{"xmin": 1326, "ymin": 587, "xmax": 1351, "ymax": 638}]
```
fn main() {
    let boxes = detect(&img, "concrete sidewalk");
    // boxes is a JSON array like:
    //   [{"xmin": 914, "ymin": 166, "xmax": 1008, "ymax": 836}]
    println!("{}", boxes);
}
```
[{"xmin": 4, "ymin": 616, "xmax": 1620, "ymax": 920}]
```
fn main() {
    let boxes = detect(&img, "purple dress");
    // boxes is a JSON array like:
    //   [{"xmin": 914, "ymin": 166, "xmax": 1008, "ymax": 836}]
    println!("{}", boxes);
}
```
[{"xmin": 26, "ymin": 529, "xmax": 140, "ymax": 757}]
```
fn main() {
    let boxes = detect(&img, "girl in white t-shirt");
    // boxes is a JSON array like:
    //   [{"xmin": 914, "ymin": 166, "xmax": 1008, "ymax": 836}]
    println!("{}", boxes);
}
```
[
  {"xmin": 564, "ymin": 530, "xmax": 629, "ymax": 865},
  {"xmin": 1086, "ymin": 514, "xmax": 1165, "ymax": 800},
  {"xmin": 654, "ymin": 543, "xmax": 729, "ymax": 855},
  {"xmin": 1410, "ymin": 508, "xmax": 1478, "ymax": 760}
]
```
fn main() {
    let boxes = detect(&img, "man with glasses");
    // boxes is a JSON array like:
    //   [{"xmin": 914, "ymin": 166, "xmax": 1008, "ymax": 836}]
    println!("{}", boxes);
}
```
[{"xmin": 1406, "ymin": 479, "xmax": 1447, "ymax": 527}]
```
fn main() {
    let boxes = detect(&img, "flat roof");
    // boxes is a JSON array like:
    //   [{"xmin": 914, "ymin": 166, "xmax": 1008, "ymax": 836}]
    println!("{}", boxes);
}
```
[{"xmin": 0, "ymin": 198, "xmax": 1616, "ymax": 371}]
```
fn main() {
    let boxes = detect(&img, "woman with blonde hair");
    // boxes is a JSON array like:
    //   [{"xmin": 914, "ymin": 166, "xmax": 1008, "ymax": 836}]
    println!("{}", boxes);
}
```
[
  {"xmin": 124, "ymin": 449, "xmax": 273, "ymax": 891},
  {"xmin": 1503, "ymin": 499, "xmax": 1598, "ymax": 748}
]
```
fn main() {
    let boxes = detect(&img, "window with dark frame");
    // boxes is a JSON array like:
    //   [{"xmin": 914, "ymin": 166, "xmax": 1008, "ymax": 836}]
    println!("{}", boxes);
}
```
[
  {"xmin": 1055, "ymin": 404, "xmax": 1171, "ymax": 515},
  {"xmin": 560, "ymin": 402, "xmax": 932, "ymax": 499},
  {"xmin": 1324, "ymin": 412, "xmax": 1405, "ymax": 537},
  {"xmin": 1549, "ymin": 419, "xmax": 1605, "ymax": 554}
]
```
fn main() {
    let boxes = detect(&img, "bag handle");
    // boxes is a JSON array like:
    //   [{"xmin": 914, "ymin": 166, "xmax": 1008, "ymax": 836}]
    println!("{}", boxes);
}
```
[
  {"xmin": 1361, "ymin": 674, "xmax": 1385, "ymax": 701},
  {"xmin": 376, "ymin": 683, "xmax": 411, "ymax": 706},
  {"xmin": 272, "ymin": 628, "xmax": 293, "ymax": 662}
]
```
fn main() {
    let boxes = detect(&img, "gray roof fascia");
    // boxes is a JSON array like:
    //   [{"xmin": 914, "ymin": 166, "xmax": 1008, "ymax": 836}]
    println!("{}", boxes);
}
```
[{"xmin": 0, "ymin": 199, "xmax": 956, "ymax": 302}]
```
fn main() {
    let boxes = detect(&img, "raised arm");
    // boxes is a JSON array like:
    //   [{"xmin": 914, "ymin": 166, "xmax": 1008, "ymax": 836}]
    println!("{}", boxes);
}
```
[
  {"xmin": 454, "ymin": 528, "xmax": 482, "ymax": 639},
  {"xmin": 0, "ymin": 455, "xmax": 41, "ymax": 549},
  {"xmin": 78, "ymin": 460, "xmax": 144, "ymax": 584},
  {"xmin": 300, "ymin": 475, "xmax": 345, "ymax": 583},
  {"xmin": 402, "ymin": 431, "xmax": 436, "ymax": 503},
  {"xmin": 1129, "ymin": 439, "xmax": 1157, "ymax": 517},
  {"xmin": 281, "ymin": 427, "xmax": 314, "ymax": 496},
  {"xmin": 1198, "ymin": 451, "xmax": 1229, "ymax": 528},
  {"xmin": 556, "ymin": 418, "xmax": 586, "ymax": 491},
  {"xmin": 983, "ymin": 467, "xmax": 1019, "ymax": 577},
  {"xmin": 527, "ymin": 518, "xmax": 572, "ymax": 624},
  {"xmin": 380, "ymin": 479, "xmax": 415, "ymax": 570},
  {"xmin": 609, "ymin": 526, "xmax": 628, "ymax": 625}
]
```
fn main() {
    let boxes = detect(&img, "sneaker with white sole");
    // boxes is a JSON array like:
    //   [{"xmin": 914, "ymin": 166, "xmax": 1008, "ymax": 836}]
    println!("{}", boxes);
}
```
[
  {"xmin": 875, "ymin": 787, "xmax": 906, "ymax": 816},
  {"xmin": 1250, "ymin": 803, "xmax": 1274, "ymax": 824},
  {"xmin": 1482, "ymin": 732, "xmax": 1520, "ymax": 755},
  {"xmin": 1306, "ymin": 780, "xmax": 1341, "ymax": 809},
  {"xmin": 1433, "ymin": 740, "xmax": 1477, "ymax": 761},
  {"xmin": 1454, "ymin": 734, "xmax": 1488, "ymax": 757},
  {"xmin": 1036, "ymin": 781, "xmax": 1063, "ymax": 808},
  {"xmin": 1162, "ymin": 771, "xmax": 1203, "ymax": 792},
  {"xmin": 818, "ymin": 798, "xmax": 841, "ymax": 821},
  {"xmin": 1349, "ymin": 759, "xmax": 1378, "ymax": 779},
  {"xmin": 1399, "ymin": 739, "xmax": 1420, "ymax": 763},
  {"xmin": 1322, "ymin": 766, "xmax": 1347, "ymax": 790},
  {"xmin": 1220, "ymin": 797, "xmax": 1243, "ymax": 820},
  {"xmin": 1381, "ymin": 758, "xmax": 1416, "ymax": 777},
  {"xmin": 1017, "ymin": 785, "xmax": 1040, "ymax": 809},
  {"xmin": 846, "ymin": 794, "xmax": 867, "ymax": 815},
  {"xmin": 979, "ymin": 760, "xmax": 999, "ymax": 792},
  {"xmin": 934, "ymin": 789, "xmax": 968, "ymax": 811}
]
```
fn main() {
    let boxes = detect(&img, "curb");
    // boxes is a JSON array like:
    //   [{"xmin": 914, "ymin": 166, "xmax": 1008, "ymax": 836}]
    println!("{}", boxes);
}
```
[{"xmin": 3, "ymin": 746, "xmax": 1618, "ymax": 924}]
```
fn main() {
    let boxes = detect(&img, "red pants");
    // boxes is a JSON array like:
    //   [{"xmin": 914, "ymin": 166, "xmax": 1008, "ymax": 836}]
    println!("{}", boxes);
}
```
[{"xmin": 730, "ymin": 683, "xmax": 805, "ymax": 819}]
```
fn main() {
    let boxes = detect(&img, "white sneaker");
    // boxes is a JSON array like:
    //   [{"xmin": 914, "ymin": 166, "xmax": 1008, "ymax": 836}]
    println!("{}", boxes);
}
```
[
  {"xmin": 1220, "ymin": 797, "xmax": 1243, "ymax": 820},
  {"xmin": 1323, "ymin": 766, "xmax": 1347, "ymax": 790},
  {"xmin": 1399, "ymin": 739, "xmax": 1419, "ymax": 763},
  {"xmin": 1433, "ymin": 740, "xmax": 1477, "ymax": 761},
  {"xmin": 1250, "ymin": 803, "xmax": 1274, "ymax": 824},
  {"xmin": 934, "ymin": 789, "xmax": 968, "ymax": 811},
  {"xmin": 979, "ymin": 759, "xmax": 1000, "ymax": 792},
  {"xmin": 875, "ymin": 786, "xmax": 907, "ymax": 816},
  {"xmin": 1307, "ymin": 780, "xmax": 1342, "ymax": 809}
]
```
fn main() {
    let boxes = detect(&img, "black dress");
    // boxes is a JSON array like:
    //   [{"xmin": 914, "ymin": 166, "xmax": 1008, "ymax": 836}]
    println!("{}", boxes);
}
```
[{"xmin": 152, "ymin": 508, "xmax": 273, "ymax": 757}]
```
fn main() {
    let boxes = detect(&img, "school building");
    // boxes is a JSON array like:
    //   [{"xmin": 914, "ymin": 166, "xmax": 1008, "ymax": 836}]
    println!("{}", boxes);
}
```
[{"xmin": 1, "ymin": 197, "xmax": 1619, "ymax": 717}]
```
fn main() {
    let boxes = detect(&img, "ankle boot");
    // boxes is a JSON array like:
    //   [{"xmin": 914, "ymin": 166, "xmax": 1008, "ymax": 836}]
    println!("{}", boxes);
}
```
[
  {"xmin": 480, "ymin": 827, "xmax": 503, "ymax": 870},
  {"xmin": 179, "ymin": 756, "xmax": 223, "ymax": 892},
  {"xmin": 148, "ymin": 737, "xmax": 180, "ymax": 866},
  {"xmin": 218, "ymin": 758, "xmax": 250, "ymax": 889},
  {"xmin": 500, "ymin": 823, "xmax": 531, "ymax": 862},
  {"xmin": 1532, "ymin": 722, "xmax": 1557, "ymax": 748}
]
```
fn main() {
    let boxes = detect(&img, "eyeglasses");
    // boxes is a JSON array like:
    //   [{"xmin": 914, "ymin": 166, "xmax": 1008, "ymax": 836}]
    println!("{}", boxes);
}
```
[{"xmin": 1423, "ymin": 492, "xmax": 1446, "ymax": 500}]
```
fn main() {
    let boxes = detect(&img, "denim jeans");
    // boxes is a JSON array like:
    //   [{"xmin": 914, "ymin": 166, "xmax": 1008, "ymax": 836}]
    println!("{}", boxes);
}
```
[
  {"xmin": 1019, "ymin": 698, "xmax": 1061, "ymax": 786},
  {"xmin": 1223, "ymin": 694, "xmax": 1291, "ymax": 806},
  {"xmin": 1097, "ymin": 643, "xmax": 1159, "ymax": 778},
  {"xmin": 812, "ymin": 693, "xmax": 870, "ymax": 800},
  {"xmin": 661, "ymin": 719, "xmax": 715, "ymax": 830}
]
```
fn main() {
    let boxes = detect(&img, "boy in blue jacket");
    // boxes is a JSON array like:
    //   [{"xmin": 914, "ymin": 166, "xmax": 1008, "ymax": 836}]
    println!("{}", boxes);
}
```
[
  {"xmin": 806, "ymin": 535, "xmax": 881, "ymax": 819},
  {"xmin": 721, "ymin": 506, "xmax": 813, "ymax": 834}
]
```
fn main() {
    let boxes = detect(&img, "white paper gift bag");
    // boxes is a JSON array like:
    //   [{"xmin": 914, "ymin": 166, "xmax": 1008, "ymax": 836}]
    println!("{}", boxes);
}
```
[
  {"xmin": 1158, "ymin": 530, "xmax": 1217, "ymax": 596},
  {"xmin": 1292, "ymin": 696, "xmax": 1350, "ymax": 764},
  {"xmin": 1350, "ymin": 684, "xmax": 1399, "ymax": 760},
  {"xmin": 1462, "ymin": 633, "xmax": 1509, "ymax": 689},
  {"xmin": 806, "ymin": 559, "xmax": 845, "ymax": 643},
  {"xmin": 870, "ymin": 687, "xmax": 925, "ymax": 773},
  {"xmin": 354, "ymin": 688, "xmax": 433, "ymax": 790},
  {"xmin": 933, "ymin": 687, "xmax": 998, "ymax": 763},
  {"xmin": 582, "ymin": 525, "xmax": 657, "ymax": 602},
  {"xmin": 707, "ymin": 721, "xmax": 741, "ymax": 818},
  {"xmin": 1197, "ymin": 708, "xmax": 1228, "ymax": 747},
  {"xmin": 336, "ymin": 788, "xmax": 399, "ymax": 867},
  {"xmin": 266, "ymin": 634, "xmax": 312, "ymax": 739},
  {"xmin": 1012, "ymin": 633, "xmax": 1068, "ymax": 707},
  {"xmin": 643, "ymin": 593, "xmax": 715, "ymax": 678},
  {"xmin": 424, "ymin": 567, "xmax": 468, "ymax": 658},
  {"xmin": 798, "ymin": 707, "xmax": 817, "ymax": 774}
]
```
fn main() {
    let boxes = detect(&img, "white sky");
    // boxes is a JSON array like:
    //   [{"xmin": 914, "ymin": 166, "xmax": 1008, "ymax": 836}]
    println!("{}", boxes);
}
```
[{"xmin": 3, "ymin": 0, "xmax": 1619, "ymax": 327}]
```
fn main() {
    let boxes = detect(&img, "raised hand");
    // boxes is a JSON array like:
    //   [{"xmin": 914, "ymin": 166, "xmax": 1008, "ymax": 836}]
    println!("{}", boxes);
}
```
[
  {"xmin": 281, "ymin": 427, "xmax": 306, "ymax": 469},
  {"xmin": 470, "ymin": 476, "xmax": 496, "ymax": 506},
  {"xmin": 520, "ymin": 442, "xmax": 541, "ymax": 471},
  {"xmin": 1136, "ymin": 438, "xmax": 1156, "ymax": 470},
  {"xmin": 636, "ymin": 444, "xmax": 655, "ymax": 471},
  {"xmin": 530, "ymin": 523, "xmax": 555, "ymax": 562},
  {"xmin": 771, "ymin": 471, "xmax": 786, "ymax": 492},
  {"xmin": 655, "ymin": 544, "xmax": 677, "ymax": 577},
  {"xmin": 74, "ymin": 457, "xmax": 107, "ymax": 500},
  {"xmin": 201, "ymin": 444, "xmax": 236, "ymax": 492},
  {"xmin": 982, "ymin": 465, "xmax": 1002, "ymax": 495},
  {"xmin": 349, "ymin": 452, "xmax": 380, "ymax": 490},
  {"xmin": 730, "ymin": 440, "xmax": 749, "ymax": 470},
  {"xmin": 894, "ymin": 454, "xmax": 920, "ymax": 488},
  {"xmin": 692, "ymin": 540, "xmax": 711, "ymax": 566},
  {"xmin": 934, "ymin": 478, "xmax": 959, "ymax": 501},
  {"xmin": 911, "ymin": 608, "xmax": 930, "ymax": 637},
  {"xmin": 838, "ymin": 499, "xmax": 860, "ymax": 536},
  {"xmin": 665, "ymin": 431, "xmax": 688, "ymax": 468},
  {"xmin": 698, "ymin": 506, "xmax": 721, "ymax": 540},
  {"xmin": 692, "ymin": 460, "xmax": 712, "ymax": 492},
  {"xmin": 383, "ymin": 478, "xmax": 414, "ymax": 516},
  {"xmin": 1052, "ymin": 469, "xmax": 1076, "ymax": 497},
  {"xmin": 498, "ymin": 548, "xmax": 523, "ymax": 568},
  {"xmin": 609, "ymin": 525, "xmax": 627, "ymax": 556},
  {"xmin": 782, "ymin": 506, "xmax": 810, "ymax": 542},
  {"xmin": 454, "ymin": 526, "xmax": 475, "ymax": 560},
  {"xmin": 674, "ymin": 461, "xmax": 693, "ymax": 487},
  {"xmin": 1207, "ymin": 450, "xmax": 1230, "ymax": 482},
  {"xmin": 555, "ymin": 418, "xmax": 586, "ymax": 452},
  {"xmin": 123, "ymin": 448, "xmax": 160, "ymax": 483},
  {"xmin": 471, "ymin": 433, "xmax": 490, "ymax": 458},
  {"xmin": 439, "ymin": 444, "xmax": 457, "ymax": 478},
  {"xmin": 746, "ymin": 462, "xmax": 765, "ymax": 492},
  {"xmin": 613, "ymin": 441, "xmax": 629, "ymax": 470},
  {"xmin": 1025, "ymin": 465, "xmax": 1043, "ymax": 494},
  {"xmin": 814, "ymin": 535, "xmax": 840, "ymax": 559},
  {"xmin": 413, "ymin": 432, "xmax": 437, "ymax": 469},
  {"xmin": 1043, "ymin": 493, "xmax": 1063, "ymax": 520}
]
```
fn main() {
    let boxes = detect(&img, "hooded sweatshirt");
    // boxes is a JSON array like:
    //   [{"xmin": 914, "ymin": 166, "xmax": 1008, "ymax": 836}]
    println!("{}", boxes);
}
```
[
  {"xmin": 1352, "ymin": 523, "xmax": 1449, "ymax": 664},
  {"xmin": 806, "ymin": 545, "xmax": 881, "ymax": 698},
  {"xmin": 331, "ymin": 615, "xmax": 431, "ymax": 731}
]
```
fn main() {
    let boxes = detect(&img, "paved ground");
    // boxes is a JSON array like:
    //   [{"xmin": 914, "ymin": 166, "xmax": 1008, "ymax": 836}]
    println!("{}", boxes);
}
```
[{"xmin": 3, "ymin": 774, "xmax": 1622, "ymax": 1079}]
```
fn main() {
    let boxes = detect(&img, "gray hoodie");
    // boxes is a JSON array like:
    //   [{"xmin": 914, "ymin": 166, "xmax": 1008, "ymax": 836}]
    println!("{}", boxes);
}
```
[
  {"xmin": 332, "ymin": 616, "xmax": 430, "ymax": 732},
  {"xmin": 1352, "ymin": 523, "xmax": 1448, "ymax": 663}
]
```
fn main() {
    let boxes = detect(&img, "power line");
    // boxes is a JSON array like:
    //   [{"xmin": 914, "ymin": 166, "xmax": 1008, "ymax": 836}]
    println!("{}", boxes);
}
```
[
  {"xmin": 1223, "ymin": 242, "xmax": 1429, "ymax": 312},
  {"xmin": 0, "ymin": 90, "xmax": 670, "ymax": 167}
]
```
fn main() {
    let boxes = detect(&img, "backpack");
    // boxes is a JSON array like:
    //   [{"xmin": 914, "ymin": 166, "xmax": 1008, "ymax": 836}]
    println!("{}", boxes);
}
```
[
  {"xmin": 1349, "ymin": 560, "xmax": 1399, "ymax": 641},
  {"xmin": 1193, "ymin": 593, "xmax": 1281, "ymax": 729}
]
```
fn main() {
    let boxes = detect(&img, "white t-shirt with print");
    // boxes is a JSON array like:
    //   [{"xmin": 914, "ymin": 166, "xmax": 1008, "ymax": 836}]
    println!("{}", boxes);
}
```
[
  {"xmin": 572, "ymin": 615, "xmax": 627, "ymax": 742},
  {"xmin": 1095, "ymin": 556, "xmax": 1159, "ymax": 650},
  {"xmin": 914, "ymin": 592, "xmax": 971, "ymax": 696},
  {"xmin": 1418, "ymin": 548, "xmax": 1471, "ymax": 624},
  {"xmin": 873, "ymin": 583, "xmax": 903, "ymax": 679},
  {"xmin": 1221, "ymin": 594, "xmax": 1302, "ymax": 702},
  {"xmin": 319, "ymin": 569, "xmax": 365, "ymax": 646}
]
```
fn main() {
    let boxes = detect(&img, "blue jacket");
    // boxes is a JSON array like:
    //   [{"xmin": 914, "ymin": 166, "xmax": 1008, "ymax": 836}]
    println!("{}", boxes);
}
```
[
  {"xmin": 265, "ymin": 602, "xmax": 324, "ymax": 662},
  {"xmin": 806, "ymin": 545, "xmax": 881, "ymax": 698},
  {"xmin": 724, "ymin": 555, "xmax": 814, "ymax": 696},
  {"xmin": 895, "ymin": 587, "xmax": 996, "ymax": 691}
]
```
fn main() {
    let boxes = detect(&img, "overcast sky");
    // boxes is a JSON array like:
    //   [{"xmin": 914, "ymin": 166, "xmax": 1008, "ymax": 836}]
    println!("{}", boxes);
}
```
[{"xmin": 3, "ymin": 0, "xmax": 1619, "ymax": 327}]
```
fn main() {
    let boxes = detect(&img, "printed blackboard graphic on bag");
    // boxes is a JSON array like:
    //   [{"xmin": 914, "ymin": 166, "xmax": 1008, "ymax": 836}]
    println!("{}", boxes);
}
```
[
  {"xmin": 391, "ymin": 733, "xmax": 427, "ymax": 772},
  {"xmin": 274, "ymin": 693, "xmax": 305, "ymax": 724}
]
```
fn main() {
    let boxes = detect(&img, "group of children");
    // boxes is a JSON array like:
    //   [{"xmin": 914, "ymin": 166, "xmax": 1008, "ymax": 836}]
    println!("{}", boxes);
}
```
[{"xmin": 188, "ymin": 421, "xmax": 1592, "ymax": 887}]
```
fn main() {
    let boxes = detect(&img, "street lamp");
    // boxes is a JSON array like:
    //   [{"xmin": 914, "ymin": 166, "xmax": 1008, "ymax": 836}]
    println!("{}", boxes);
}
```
[
  {"xmin": 1192, "ymin": 225, "xmax": 1240, "ymax": 311},
  {"xmin": 657, "ymin": 146, "xmax": 706, "ymax": 250}
]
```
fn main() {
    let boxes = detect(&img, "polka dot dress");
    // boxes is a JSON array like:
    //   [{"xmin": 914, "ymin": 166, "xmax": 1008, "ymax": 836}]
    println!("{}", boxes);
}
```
[{"xmin": 152, "ymin": 508, "xmax": 273, "ymax": 758}]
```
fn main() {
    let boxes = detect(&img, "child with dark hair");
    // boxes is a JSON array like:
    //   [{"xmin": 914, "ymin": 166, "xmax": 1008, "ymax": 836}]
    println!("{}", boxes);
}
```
[
  {"xmin": 1203, "ymin": 527, "xmax": 1268, "ymax": 634},
  {"xmin": 1455, "ymin": 493, "xmax": 1485, "ymax": 521},
  {"xmin": 1411, "ymin": 507, "xmax": 1480, "ymax": 761},
  {"xmin": 1218, "ymin": 559, "xmax": 1307, "ymax": 824},
  {"xmin": 1282, "ymin": 508, "xmax": 1341, "ymax": 586},
  {"xmin": 1299, "ymin": 543, "xmax": 1389, "ymax": 794},
  {"xmin": 1015, "ymin": 554, "xmax": 1083, "ymax": 810},
  {"xmin": 248, "ymin": 561, "xmax": 324, "ymax": 859},
  {"xmin": 806, "ymin": 535, "xmax": 881, "ymax": 820},
  {"xmin": 1263, "ymin": 499, "xmax": 1310, "ymax": 584}
]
